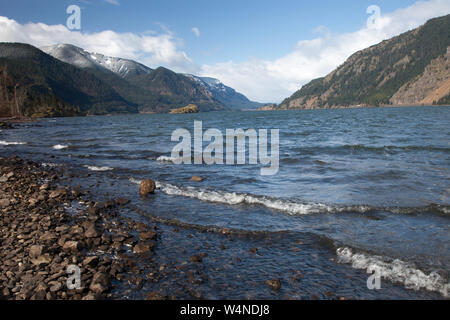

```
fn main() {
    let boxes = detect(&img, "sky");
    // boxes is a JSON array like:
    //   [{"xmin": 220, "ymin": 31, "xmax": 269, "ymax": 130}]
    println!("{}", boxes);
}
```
[{"xmin": 0, "ymin": 0, "xmax": 449, "ymax": 102}]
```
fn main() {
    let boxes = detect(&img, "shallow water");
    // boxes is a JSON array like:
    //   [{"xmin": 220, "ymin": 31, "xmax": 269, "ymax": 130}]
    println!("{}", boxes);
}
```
[{"xmin": 1, "ymin": 106, "xmax": 449, "ymax": 299}]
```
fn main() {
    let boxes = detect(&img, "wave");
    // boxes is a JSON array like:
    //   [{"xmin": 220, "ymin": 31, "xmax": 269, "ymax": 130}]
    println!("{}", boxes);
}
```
[
  {"xmin": 41, "ymin": 162, "xmax": 61, "ymax": 168},
  {"xmin": 128, "ymin": 178, "xmax": 372, "ymax": 215},
  {"xmin": 84, "ymin": 165, "xmax": 113, "ymax": 172},
  {"xmin": 292, "ymin": 144, "xmax": 450, "ymax": 155},
  {"xmin": 337, "ymin": 247, "xmax": 449, "ymax": 297},
  {"xmin": 0, "ymin": 140, "xmax": 26, "ymax": 146},
  {"xmin": 156, "ymin": 155, "xmax": 175, "ymax": 163},
  {"xmin": 52, "ymin": 144, "xmax": 68, "ymax": 150},
  {"xmin": 128, "ymin": 178, "xmax": 450, "ymax": 216}
]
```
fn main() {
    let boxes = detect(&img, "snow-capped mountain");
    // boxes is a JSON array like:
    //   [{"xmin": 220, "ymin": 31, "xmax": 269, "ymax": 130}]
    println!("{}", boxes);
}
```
[
  {"xmin": 41, "ymin": 44, "xmax": 263, "ymax": 110},
  {"xmin": 185, "ymin": 74, "xmax": 264, "ymax": 109},
  {"xmin": 41, "ymin": 44, "xmax": 152, "ymax": 78}
]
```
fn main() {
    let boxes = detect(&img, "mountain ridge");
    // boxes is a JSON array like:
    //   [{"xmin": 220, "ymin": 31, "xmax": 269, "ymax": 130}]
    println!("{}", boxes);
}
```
[
  {"xmin": 41, "ymin": 44, "xmax": 263, "ymax": 112},
  {"xmin": 0, "ymin": 43, "xmax": 137, "ymax": 118},
  {"xmin": 279, "ymin": 14, "xmax": 450, "ymax": 109},
  {"xmin": 184, "ymin": 74, "xmax": 264, "ymax": 110}
]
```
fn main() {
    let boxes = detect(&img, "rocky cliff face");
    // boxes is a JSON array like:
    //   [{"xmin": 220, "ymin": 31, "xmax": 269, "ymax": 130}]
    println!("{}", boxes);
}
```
[
  {"xmin": 280, "ymin": 14, "xmax": 450, "ymax": 109},
  {"xmin": 390, "ymin": 47, "xmax": 450, "ymax": 105}
]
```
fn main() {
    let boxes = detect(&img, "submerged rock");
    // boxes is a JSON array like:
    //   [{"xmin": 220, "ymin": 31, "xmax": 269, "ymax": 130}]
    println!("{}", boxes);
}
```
[{"xmin": 265, "ymin": 279, "xmax": 281, "ymax": 291}]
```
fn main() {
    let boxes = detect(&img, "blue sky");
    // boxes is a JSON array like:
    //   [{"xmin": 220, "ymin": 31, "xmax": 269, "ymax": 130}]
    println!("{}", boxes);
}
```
[{"xmin": 0, "ymin": 0, "xmax": 449, "ymax": 101}]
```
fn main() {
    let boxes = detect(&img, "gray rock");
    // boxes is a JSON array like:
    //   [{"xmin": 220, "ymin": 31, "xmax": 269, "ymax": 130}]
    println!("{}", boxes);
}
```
[{"xmin": 29, "ymin": 245, "xmax": 44, "ymax": 259}]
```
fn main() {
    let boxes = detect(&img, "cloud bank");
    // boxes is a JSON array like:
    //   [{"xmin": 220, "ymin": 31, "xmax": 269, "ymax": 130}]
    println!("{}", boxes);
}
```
[{"xmin": 0, "ymin": 15, "xmax": 197, "ymax": 73}]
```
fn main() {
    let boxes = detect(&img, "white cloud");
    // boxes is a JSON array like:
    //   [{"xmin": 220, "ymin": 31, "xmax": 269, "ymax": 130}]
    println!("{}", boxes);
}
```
[
  {"xmin": 191, "ymin": 27, "xmax": 200, "ymax": 37},
  {"xmin": 104, "ymin": 0, "xmax": 120, "ymax": 5},
  {"xmin": 0, "ymin": 16, "xmax": 198, "ymax": 73},
  {"xmin": 200, "ymin": 0, "xmax": 450, "ymax": 102}
]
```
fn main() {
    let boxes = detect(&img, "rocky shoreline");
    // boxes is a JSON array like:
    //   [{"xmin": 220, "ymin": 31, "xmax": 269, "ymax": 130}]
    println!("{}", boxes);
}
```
[{"xmin": 0, "ymin": 156, "xmax": 160, "ymax": 300}]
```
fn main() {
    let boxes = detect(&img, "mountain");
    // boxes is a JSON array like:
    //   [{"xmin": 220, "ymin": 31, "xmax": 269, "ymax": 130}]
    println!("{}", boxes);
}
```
[
  {"xmin": 279, "ymin": 14, "xmax": 450, "ymax": 109},
  {"xmin": 0, "ymin": 43, "xmax": 137, "ymax": 118},
  {"xmin": 41, "ymin": 44, "xmax": 231, "ymax": 112},
  {"xmin": 41, "ymin": 44, "xmax": 152, "ymax": 78},
  {"xmin": 124, "ymin": 66, "xmax": 226, "ymax": 113},
  {"xmin": 184, "ymin": 74, "xmax": 264, "ymax": 109},
  {"xmin": 41, "ymin": 44, "xmax": 264, "ymax": 112}
]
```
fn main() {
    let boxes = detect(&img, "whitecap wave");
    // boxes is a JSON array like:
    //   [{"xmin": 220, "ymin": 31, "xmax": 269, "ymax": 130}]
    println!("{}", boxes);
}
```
[
  {"xmin": 52, "ymin": 144, "xmax": 68, "ymax": 150},
  {"xmin": 128, "ymin": 177, "xmax": 142, "ymax": 185},
  {"xmin": 156, "ymin": 155, "xmax": 175, "ymax": 163},
  {"xmin": 41, "ymin": 162, "xmax": 61, "ymax": 168},
  {"xmin": 337, "ymin": 247, "xmax": 449, "ymax": 297},
  {"xmin": 0, "ymin": 140, "xmax": 26, "ymax": 146},
  {"xmin": 128, "ymin": 179, "xmax": 449, "ymax": 216},
  {"xmin": 84, "ymin": 165, "xmax": 113, "ymax": 172},
  {"xmin": 128, "ymin": 178, "xmax": 371, "ymax": 215}
]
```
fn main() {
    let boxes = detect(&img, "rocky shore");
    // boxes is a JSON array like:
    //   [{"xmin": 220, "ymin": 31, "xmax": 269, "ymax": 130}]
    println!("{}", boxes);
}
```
[{"xmin": 0, "ymin": 156, "xmax": 159, "ymax": 300}]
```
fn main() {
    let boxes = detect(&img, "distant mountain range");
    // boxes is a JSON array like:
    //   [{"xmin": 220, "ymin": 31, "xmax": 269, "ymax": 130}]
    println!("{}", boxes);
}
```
[
  {"xmin": 184, "ymin": 74, "xmax": 264, "ymax": 110},
  {"xmin": 41, "ymin": 44, "xmax": 263, "ymax": 111},
  {"xmin": 279, "ymin": 14, "xmax": 450, "ymax": 109},
  {"xmin": 0, "ymin": 43, "xmax": 262, "ymax": 118}
]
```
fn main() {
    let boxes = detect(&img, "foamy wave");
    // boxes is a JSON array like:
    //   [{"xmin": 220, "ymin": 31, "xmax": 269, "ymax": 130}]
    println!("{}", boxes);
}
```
[
  {"xmin": 128, "ymin": 179, "xmax": 449, "ymax": 216},
  {"xmin": 158, "ymin": 182, "xmax": 375, "ymax": 215},
  {"xmin": 127, "ymin": 178, "xmax": 371, "ymax": 215},
  {"xmin": 156, "ymin": 155, "xmax": 175, "ymax": 162},
  {"xmin": 41, "ymin": 162, "xmax": 61, "ymax": 168},
  {"xmin": 337, "ymin": 247, "xmax": 449, "ymax": 297},
  {"xmin": 84, "ymin": 165, "xmax": 113, "ymax": 172},
  {"xmin": 129, "ymin": 177, "xmax": 143, "ymax": 185},
  {"xmin": 52, "ymin": 144, "xmax": 68, "ymax": 150},
  {"xmin": 0, "ymin": 140, "xmax": 26, "ymax": 146}
]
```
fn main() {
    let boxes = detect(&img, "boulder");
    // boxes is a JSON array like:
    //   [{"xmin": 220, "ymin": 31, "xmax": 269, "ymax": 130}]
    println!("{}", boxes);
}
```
[
  {"xmin": 29, "ymin": 245, "xmax": 44, "ymax": 259},
  {"xmin": 49, "ymin": 188, "xmax": 66, "ymax": 199},
  {"xmin": 83, "ymin": 256, "xmax": 99, "ymax": 267},
  {"xmin": 0, "ymin": 199, "xmax": 10, "ymax": 208},
  {"xmin": 139, "ymin": 231, "xmax": 157, "ymax": 241},
  {"xmin": 133, "ymin": 241, "xmax": 155, "ymax": 254},
  {"xmin": 190, "ymin": 255, "xmax": 203, "ymax": 263},
  {"xmin": 146, "ymin": 292, "xmax": 166, "ymax": 300},
  {"xmin": 139, "ymin": 179, "xmax": 156, "ymax": 196},
  {"xmin": 89, "ymin": 273, "xmax": 110, "ymax": 294},
  {"xmin": 116, "ymin": 198, "xmax": 130, "ymax": 206},
  {"xmin": 265, "ymin": 279, "xmax": 281, "ymax": 291},
  {"xmin": 31, "ymin": 254, "xmax": 52, "ymax": 266},
  {"xmin": 85, "ymin": 223, "xmax": 100, "ymax": 238},
  {"xmin": 62, "ymin": 241, "xmax": 80, "ymax": 252}
]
